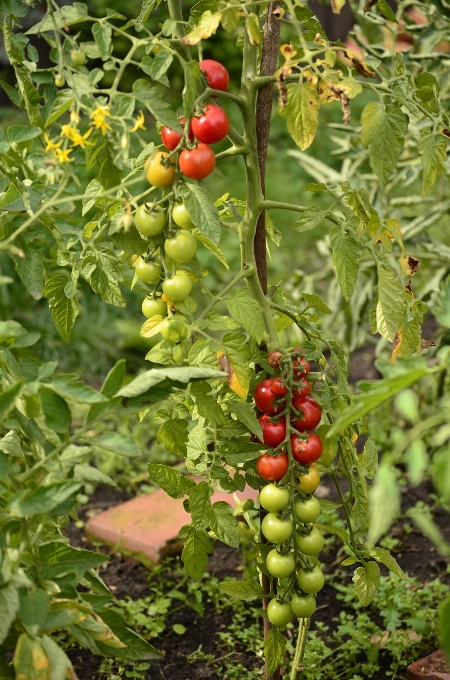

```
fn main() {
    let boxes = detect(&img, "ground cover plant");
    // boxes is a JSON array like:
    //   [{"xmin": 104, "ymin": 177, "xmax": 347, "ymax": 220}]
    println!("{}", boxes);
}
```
[{"xmin": 1, "ymin": 0, "xmax": 450, "ymax": 678}]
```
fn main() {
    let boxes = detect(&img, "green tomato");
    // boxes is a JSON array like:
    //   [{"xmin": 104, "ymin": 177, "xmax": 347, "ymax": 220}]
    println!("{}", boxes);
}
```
[
  {"xmin": 172, "ymin": 203, "xmax": 195, "ymax": 230},
  {"xmin": 290, "ymin": 593, "xmax": 316, "ymax": 618},
  {"xmin": 54, "ymin": 74, "xmax": 65, "ymax": 87},
  {"xmin": 142, "ymin": 297, "xmax": 167, "ymax": 319},
  {"xmin": 172, "ymin": 343, "xmax": 183, "ymax": 363},
  {"xmin": 293, "ymin": 496, "xmax": 321, "ymax": 524},
  {"xmin": 267, "ymin": 599, "xmax": 293, "ymax": 627},
  {"xmin": 162, "ymin": 270, "xmax": 192, "ymax": 302},
  {"xmin": 164, "ymin": 230, "xmax": 197, "ymax": 263},
  {"xmin": 135, "ymin": 257, "xmax": 162, "ymax": 284},
  {"xmin": 297, "ymin": 565, "xmax": 324, "ymax": 594},
  {"xmin": 266, "ymin": 549, "xmax": 295, "ymax": 579},
  {"xmin": 160, "ymin": 318, "xmax": 188, "ymax": 343},
  {"xmin": 70, "ymin": 49, "xmax": 86, "ymax": 65},
  {"xmin": 295, "ymin": 526, "xmax": 324, "ymax": 556},
  {"xmin": 259, "ymin": 484, "xmax": 290, "ymax": 513},
  {"xmin": 261, "ymin": 512, "xmax": 293, "ymax": 544},
  {"xmin": 135, "ymin": 204, "xmax": 166, "ymax": 237}
]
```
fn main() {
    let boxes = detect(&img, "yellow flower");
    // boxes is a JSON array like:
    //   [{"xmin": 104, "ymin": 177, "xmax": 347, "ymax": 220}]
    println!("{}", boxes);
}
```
[
  {"xmin": 89, "ymin": 105, "xmax": 112, "ymax": 134},
  {"xmin": 72, "ymin": 127, "xmax": 94, "ymax": 149},
  {"xmin": 44, "ymin": 133, "xmax": 62, "ymax": 151},
  {"xmin": 54, "ymin": 147, "xmax": 73, "ymax": 164},
  {"xmin": 61, "ymin": 124, "xmax": 94, "ymax": 149},
  {"xmin": 61, "ymin": 124, "xmax": 79, "ymax": 143},
  {"xmin": 70, "ymin": 109, "xmax": 81, "ymax": 124},
  {"xmin": 130, "ymin": 111, "xmax": 146, "ymax": 133}
]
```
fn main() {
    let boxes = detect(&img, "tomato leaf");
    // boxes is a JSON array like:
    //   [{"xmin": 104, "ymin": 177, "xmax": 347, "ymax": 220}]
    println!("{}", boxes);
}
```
[
  {"xmin": 280, "ymin": 82, "xmax": 321, "ymax": 151},
  {"xmin": 367, "ymin": 461, "xmax": 401, "ymax": 545},
  {"xmin": 190, "ymin": 380, "xmax": 227, "ymax": 425},
  {"xmin": 376, "ymin": 265, "xmax": 406, "ymax": 342},
  {"xmin": 218, "ymin": 332, "xmax": 250, "ymax": 399},
  {"xmin": 227, "ymin": 288, "xmax": 264, "ymax": 344},
  {"xmin": 264, "ymin": 626, "xmax": 286, "ymax": 675},
  {"xmin": 211, "ymin": 501, "xmax": 240, "ymax": 547},
  {"xmin": 116, "ymin": 366, "xmax": 226, "ymax": 397},
  {"xmin": 226, "ymin": 398, "xmax": 263, "ymax": 440},
  {"xmin": 217, "ymin": 579, "xmax": 264, "ymax": 601},
  {"xmin": 361, "ymin": 102, "xmax": 407, "ymax": 183},
  {"xmin": 182, "ymin": 184, "xmax": 221, "ymax": 244},
  {"xmin": 329, "ymin": 227, "xmax": 360, "ymax": 302},
  {"xmin": 367, "ymin": 547, "xmax": 406, "ymax": 579},
  {"xmin": 132, "ymin": 80, "xmax": 180, "ymax": 131},
  {"xmin": 0, "ymin": 584, "xmax": 20, "ymax": 645},
  {"xmin": 13, "ymin": 633, "xmax": 50, "ymax": 680},
  {"xmin": 182, "ymin": 10, "xmax": 222, "ymax": 45},
  {"xmin": 352, "ymin": 561, "xmax": 380, "ymax": 606},
  {"xmin": 157, "ymin": 417, "xmax": 189, "ymax": 457},
  {"xmin": 439, "ymin": 596, "xmax": 450, "ymax": 659},
  {"xmin": 148, "ymin": 463, "xmax": 195, "ymax": 499},
  {"xmin": 181, "ymin": 528, "xmax": 213, "ymax": 581},
  {"xmin": 421, "ymin": 127, "xmax": 447, "ymax": 197}
]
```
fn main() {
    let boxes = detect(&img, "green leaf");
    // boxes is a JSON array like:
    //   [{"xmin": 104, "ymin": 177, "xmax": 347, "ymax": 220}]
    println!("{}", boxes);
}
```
[
  {"xmin": 281, "ymin": 82, "xmax": 321, "ymax": 151},
  {"xmin": 245, "ymin": 12, "xmax": 260, "ymax": 45},
  {"xmin": 87, "ymin": 359, "xmax": 125, "ymax": 424},
  {"xmin": 189, "ymin": 481, "xmax": 213, "ymax": 529},
  {"xmin": 39, "ymin": 543, "xmax": 107, "ymax": 582},
  {"xmin": 94, "ymin": 432, "xmax": 140, "ymax": 457},
  {"xmin": 361, "ymin": 437, "xmax": 378, "ymax": 479},
  {"xmin": 183, "ymin": 60, "xmax": 202, "ymax": 122},
  {"xmin": 352, "ymin": 561, "xmax": 380, "ymax": 606},
  {"xmin": 367, "ymin": 461, "xmax": 401, "ymax": 545},
  {"xmin": 421, "ymin": 128, "xmax": 447, "ymax": 197},
  {"xmin": 26, "ymin": 2, "xmax": 87, "ymax": 33},
  {"xmin": 181, "ymin": 528, "xmax": 213, "ymax": 580},
  {"xmin": 92, "ymin": 23, "xmax": 111, "ymax": 57},
  {"xmin": 219, "ymin": 332, "xmax": 251, "ymax": 400},
  {"xmin": 157, "ymin": 418, "xmax": 189, "ymax": 457},
  {"xmin": 0, "ymin": 584, "xmax": 19, "ymax": 644},
  {"xmin": 116, "ymin": 366, "xmax": 226, "ymax": 398},
  {"xmin": 221, "ymin": 7, "xmax": 239, "ymax": 32},
  {"xmin": 74, "ymin": 465, "xmax": 116, "ymax": 487},
  {"xmin": 12, "ymin": 249, "xmax": 44, "ymax": 300},
  {"xmin": 132, "ymin": 80, "xmax": 180, "ymax": 130},
  {"xmin": 219, "ymin": 440, "xmax": 262, "ymax": 466},
  {"xmin": 8, "ymin": 481, "xmax": 83, "ymax": 517},
  {"xmin": 439, "ymin": 596, "xmax": 450, "ymax": 659},
  {"xmin": 376, "ymin": 266, "xmax": 406, "ymax": 342},
  {"xmin": 85, "ymin": 133, "xmax": 122, "ymax": 190},
  {"xmin": 39, "ymin": 387, "xmax": 71, "ymax": 433},
  {"xmin": 367, "ymin": 547, "xmax": 406, "ymax": 579},
  {"xmin": 7, "ymin": 126, "xmax": 41, "ymax": 143},
  {"xmin": 227, "ymin": 289, "xmax": 264, "ymax": 344},
  {"xmin": 217, "ymin": 579, "xmax": 264, "ymax": 601},
  {"xmin": 211, "ymin": 501, "xmax": 240, "ymax": 547},
  {"xmin": 404, "ymin": 439, "xmax": 427, "ymax": 486},
  {"xmin": 329, "ymin": 227, "xmax": 360, "ymax": 301},
  {"xmin": 50, "ymin": 375, "xmax": 108, "ymax": 404},
  {"xmin": 226, "ymin": 398, "xmax": 263, "ymax": 440},
  {"xmin": 190, "ymin": 380, "xmax": 227, "ymax": 425},
  {"xmin": 195, "ymin": 232, "xmax": 229, "ymax": 269},
  {"xmin": 19, "ymin": 589, "xmax": 49, "ymax": 636},
  {"xmin": 316, "ymin": 523, "xmax": 349, "ymax": 543},
  {"xmin": 203, "ymin": 312, "xmax": 239, "ymax": 331},
  {"xmin": 136, "ymin": 0, "xmax": 160, "ymax": 23},
  {"xmin": 407, "ymin": 506, "xmax": 450, "ymax": 557},
  {"xmin": 148, "ymin": 463, "xmax": 195, "ymax": 498},
  {"xmin": 0, "ymin": 381, "xmax": 24, "ymax": 421},
  {"xmin": 14, "ymin": 634, "xmax": 50, "ymax": 680},
  {"xmin": 264, "ymin": 626, "xmax": 286, "ymax": 675},
  {"xmin": 43, "ymin": 274, "xmax": 79, "ymax": 334},
  {"xmin": 302, "ymin": 293, "xmax": 331, "ymax": 314},
  {"xmin": 361, "ymin": 102, "xmax": 407, "ymax": 183},
  {"xmin": 182, "ymin": 10, "xmax": 222, "ymax": 45},
  {"xmin": 294, "ymin": 204, "xmax": 328, "ymax": 232},
  {"xmin": 86, "ymin": 247, "xmax": 125, "ymax": 308},
  {"xmin": 40, "ymin": 636, "xmax": 73, "ymax": 680},
  {"xmin": 375, "ymin": 0, "xmax": 398, "ymax": 23},
  {"xmin": 182, "ymin": 184, "xmax": 221, "ymax": 244}
]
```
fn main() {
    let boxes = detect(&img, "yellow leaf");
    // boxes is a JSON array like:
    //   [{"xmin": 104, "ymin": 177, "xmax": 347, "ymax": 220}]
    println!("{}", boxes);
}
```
[
  {"xmin": 182, "ymin": 11, "xmax": 222, "ymax": 45},
  {"xmin": 217, "ymin": 350, "xmax": 248, "ymax": 399},
  {"xmin": 141, "ymin": 316, "xmax": 165, "ymax": 338},
  {"xmin": 331, "ymin": 0, "xmax": 346, "ymax": 13}
]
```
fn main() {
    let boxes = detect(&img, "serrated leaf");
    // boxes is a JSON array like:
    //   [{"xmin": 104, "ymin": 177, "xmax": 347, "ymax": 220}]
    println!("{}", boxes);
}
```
[
  {"xmin": 26, "ymin": 2, "xmax": 87, "ymax": 33},
  {"xmin": 352, "ymin": 561, "xmax": 380, "ymax": 606},
  {"xmin": 264, "ymin": 627, "xmax": 286, "ymax": 674},
  {"xmin": 361, "ymin": 102, "xmax": 407, "ymax": 183},
  {"xmin": 217, "ymin": 579, "xmax": 264, "ymax": 601},
  {"xmin": 367, "ymin": 461, "xmax": 400, "ymax": 545},
  {"xmin": 294, "ymin": 204, "xmax": 328, "ymax": 232},
  {"xmin": 50, "ymin": 375, "xmax": 108, "ymax": 404},
  {"xmin": 281, "ymin": 82, "xmax": 321, "ymax": 151},
  {"xmin": 136, "ymin": 0, "xmax": 160, "ymax": 23},
  {"xmin": 226, "ymin": 399, "xmax": 263, "ymax": 440},
  {"xmin": 116, "ymin": 366, "xmax": 226, "ymax": 398},
  {"xmin": 211, "ymin": 501, "xmax": 240, "ymax": 547},
  {"xmin": 316, "ymin": 523, "xmax": 349, "ymax": 542},
  {"xmin": 43, "ymin": 274, "xmax": 79, "ymax": 334},
  {"xmin": 183, "ymin": 184, "xmax": 221, "ymax": 244},
  {"xmin": 375, "ymin": 0, "xmax": 398, "ymax": 23},
  {"xmin": 195, "ymin": 232, "xmax": 229, "ymax": 269},
  {"xmin": 329, "ymin": 227, "xmax": 360, "ymax": 301},
  {"xmin": 218, "ymin": 332, "xmax": 250, "ymax": 399},
  {"xmin": 302, "ymin": 293, "xmax": 331, "ymax": 314},
  {"xmin": 227, "ymin": 289, "xmax": 264, "ymax": 343},
  {"xmin": 368, "ymin": 547, "xmax": 406, "ymax": 579},
  {"xmin": 157, "ymin": 418, "xmax": 189, "ymax": 457},
  {"xmin": 92, "ymin": 23, "xmax": 111, "ymax": 57},
  {"xmin": 94, "ymin": 432, "xmax": 140, "ymax": 456},
  {"xmin": 190, "ymin": 380, "xmax": 227, "ymax": 424},
  {"xmin": 181, "ymin": 528, "xmax": 213, "ymax": 580},
  {"xmin": 148, "ymin": 463, "xmax": 195, "ymax": 498},
  {"xmin": 421, "ymin": 129, "xmax": 447, "ymax": 197},
  {"xmin": 203, "ymin": 312, "xmax": 239, "ymax": 331},
  {"xmin": 189, "ymin": 481, "xmax": 213, "ymax": 528},
  {"xmin": 182, "ymin": 10, "xmax": 222, "ymax": 45},
  {"xmin": 132, "ymin": 80, "xmax": 180, "ymax": 131},
  {"xmin": 376, "ymin": 266, "xmax": 406, "ymax": 342}
]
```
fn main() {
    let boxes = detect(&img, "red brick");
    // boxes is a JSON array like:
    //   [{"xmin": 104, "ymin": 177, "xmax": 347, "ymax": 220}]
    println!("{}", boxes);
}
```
[
  {"xmin": 407, "ymin": 651, "xmax": 450, "ymax": 680},
  {"xmin": 85, "ymin": 479, "xmax": 258, "ymax": 564}
]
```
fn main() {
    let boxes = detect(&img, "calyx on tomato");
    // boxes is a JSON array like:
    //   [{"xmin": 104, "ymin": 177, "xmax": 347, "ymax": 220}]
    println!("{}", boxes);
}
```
[
  {"xmin": 258, "ymin": 414, "xmax": 286, "ymax": 448},
  {"xmin": 290, "ymin": 432, "xmax": 322, "ymax": 464},
  {"xmin": 254, "ymin": 379, "xmax": 283, "ymax": 416},
  {"xmin": 291, "ymin": 396, "xmax": 322, "ymax": 432}
]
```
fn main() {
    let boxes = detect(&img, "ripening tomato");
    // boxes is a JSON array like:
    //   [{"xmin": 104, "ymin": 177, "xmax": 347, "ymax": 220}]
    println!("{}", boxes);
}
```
[
  {"xmin": 164, "ymin": 230, "xmax": 197, "ymax": 263},
  {"xmin": 292, "ymin": 380, "xmax": 311, "ymax": 398},
  {"xmin": 295, "ymin": 526, "xmax": 324, "ymax": 556},
  {"xmin": 267, "ymin": 351, "xmax": 283, "ymax": 369},
  {"xmin": 258, "ymin": 414, "xmax": 286, "ymax": 448},
  {"xmin": 256, "ymin": 452, "xmax": 288, "ymax": 482},
  {"xmin": 70, "ymin": 49, "xmax": 86, "ymax": 65},
  {"xmin": 135, "ymin": 204, "xmax": 166, "ymax": 237},
  {"xmin": 172, "ymin": 203, "xmax": 195, "ymax": 230},
  {"xmin": 296, "ymin": 465, "xmax": 320, "ymax": 494},
  {"xmin": 134, "ymin": 257, "xmax": 162, "ymax": 283},
  {"xmin": 259, "ymin": 484, "xmax": 289, "ymax": 512},
  {"xmin": 266, "ymin": 550, "xmax": 295, "ymax": 578},
  {"xmin": 297, "ymin": 565, "xmax": 324, "ymax": 594},
  {"xmin": 292, "ymin": 349, "xmax": 310, "ymax": 378},
  {"xmin": 293, "ymin": 496, "xmax": 321, "ymax": 523},
  {"xmin": 179, "ymin": 143, "xmax": 215, "ymax": 180},
  {"xmin": 161, "ymin": 117, "xmax": 193, "ymax": 151},
  {"xmin": 142, "ymin": 297, "xmax": 167, "ymax": 319},
  {"xmin": 55, "ymin": 74, "xmax": 65, "ymax": 87},
  {"xmin": 291, "ymin": 593, "xmax": 316, "ymax": 618},
  {"xmin": 199, "ymin": 59, "xmax": 229, "ymax": 92},
  {"xmin": 261, "ymin": 513, "xmax": 293, "ymax": 543},
  {"xmin": 271, "ymin": 378, "xmax": 288, "ymax": 397},
  {"xmin": 267, "ymin": 598, "xmax": 293, "ymax": 627},
  {"xmin": 191, "ymin": 104, "xmax": 229, "ymax": 144},
  {"xmin": 145, "ymin": 151, "xmax": 175, "ymax": 187},
  {"xmin": 254, "ymin": 379, "xmax": 282, "ymax": 416},
  {"xmin": 291, "ymin": 432, "xmax": 322, "ymax": 464},
  {"xmin": 291, "ymin": 396, "xmax": 322, "ymax": 432},
  {"xmin": 162, "ymin": 270, "xmax": 192, "ymax": 301}
]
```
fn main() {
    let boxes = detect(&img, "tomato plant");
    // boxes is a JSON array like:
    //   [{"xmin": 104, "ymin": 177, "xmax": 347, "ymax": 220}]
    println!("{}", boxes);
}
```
[
  {"xmin": 134, "ymin": 257, "xmax": 162, "ymax": 284},
  {"xmin": 266, "ymin": 549, "xmax": 295, "ymax": 578},
  {"xmin": 256, "ymin": 452, "xmax": 289, "ymax": 481},
  {"xmin": 162, "ymin": 271, "xmax": 192, "ymax": 302},
  {"xmin": 145, "ymin": 152, "xmax": 176, "ymax": 187},
  {"xmin": 258, "ymin": 415, "xmax": 286, "ymax": 448},
  {"xmin": 291, "ymin": 432, "xmax": 323, "ymax": 464},
  {"xmin": 172, "ymin": 204, "xmax": 195, "ymax": 230},
  {"xmin": 295, "ymin": 527, "xmax": 324, "ymax": 556},
  {"xmin": 259, "ymin": 484, "xmax": 289, "ymax": 512},
  {"xmin": 142, "ymin": 298, "xmax": 167, "ymax": 319},
  {"xmin": 296, "ymin": 465, "xmax": 321, "ymax": 495},
  {"xmin": 191, "ymin": 104, "xmax": 230, "ymax": 144},
  {"xmin": 291, "ymin": 594, "xmax": 316, "ymax": 619},
  {"xmin": 254, "ymin": 379, "xmax": 283, "ymax": 415},
  {"xmin": 164, "ymin": 230, "xmax": 197, "ymax": 263},
  {"xmin": 291, "ymin": 396, "xmax": 322, "ymax": 432},
  {"xmin": 261, "ymin": 513, "xmax": 293, "ymax": 544},
  {"xmin": 70, "ymin": 48, "xmax": 86, "ymax": 65},
  {"xmin": 293, "ymin": 497, "xmax": 321, "ymax": 524},
  {"xmin": 267, "ymin": 599, "xmax": 293, "ymax": 627},
  {"xmin": 297, "ymin": 566, "xmax": 325, "ymax": 595},
  {"xmin": 179, "ymin": 143, "xmax": 216, "ymax": 180},
  {"xmin": 135, "ymin": 204, "xmax": 166, "ymax": 237},
  {"xmin": 199, "ymin": 59, "xmax": 229, "ymax": 92}
]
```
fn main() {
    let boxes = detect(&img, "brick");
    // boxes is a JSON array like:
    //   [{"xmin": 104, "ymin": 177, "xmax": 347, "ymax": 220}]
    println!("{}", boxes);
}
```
[
  {"xmin": 86, "ymin": 479, "xmax": 258, "ymax": 564},
  {"xmin": 407, "ymin": 651, "xmax": 450, "ymax": 680}
]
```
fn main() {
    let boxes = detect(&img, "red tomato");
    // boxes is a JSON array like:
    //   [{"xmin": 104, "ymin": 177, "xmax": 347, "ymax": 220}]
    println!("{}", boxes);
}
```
[
  {"xmin": 267, "ymin": 351, "xmax": 283, "ymax": 369},
  {"xmin": 291, "ymin": 396, "xmax": 322, "ymax": 432},
  {"xmin": 291, "ymin": 432, "xmax": 322, "ymax": 464},
  {"xmin": 271, "ymin": 377, "xmax": 288, "ymax": 397},
  {"xmin": 199, "ymin": 59, "xmax": 229, "ymax": 92},
  {"xmin": 254, "ymin": 379, "xmax": 283, "ymax": 416},
  {"xmin": 258, "ymin": 414, "xmax": 286, "ymax": 448},
  {"xmin": 256, "ymin": 452, "xmax": 289, "ymax": 481},
  {"xmin": 292, "ymin": 380, "xmax": 311, "ymax": 398},
  {"xmin": 293, "ymin": 356, "xmax": 310, "ymax": 378},
  {"xmin": 191, "ymin": 104, "xmax": 229, "ymax": 144},
  {"xmin": 179, "ymin": 143, "xmax": 215, "ymax": 180},
  {"xmin": 161, "ymin": 117, "xmax": 193, "ymax": 151}
]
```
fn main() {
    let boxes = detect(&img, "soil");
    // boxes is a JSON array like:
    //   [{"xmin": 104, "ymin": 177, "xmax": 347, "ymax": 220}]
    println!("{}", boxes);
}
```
[{"xmin": 63, "ymin": 472, "xmax": 450, "ymax": 680}]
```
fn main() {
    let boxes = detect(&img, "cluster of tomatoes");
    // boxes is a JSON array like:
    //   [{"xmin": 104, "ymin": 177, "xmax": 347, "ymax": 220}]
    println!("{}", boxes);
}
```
[
  {"xmin": 145, "ymin": 59, "xmax": 230, "ymax": 185},
  {"xmin": 133, "ymin": 60, "xmax": 230, "ymax": 333},
  {"xmin": 254, "ymin": 349, "xmax": 325, "ymax": 627}
]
